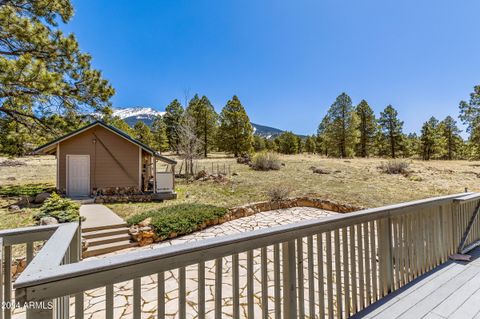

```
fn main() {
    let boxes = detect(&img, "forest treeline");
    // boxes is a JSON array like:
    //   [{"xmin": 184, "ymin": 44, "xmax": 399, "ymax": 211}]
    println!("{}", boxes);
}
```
[{"xmin": 3, "ymin": 88, "xmax": 480, "ymax": 161}]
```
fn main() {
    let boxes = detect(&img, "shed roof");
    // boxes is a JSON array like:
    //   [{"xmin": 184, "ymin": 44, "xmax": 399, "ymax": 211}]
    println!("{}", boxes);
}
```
[{"xmin": 33, "ymin": 120, "xmax": 177, "ymax": 165}]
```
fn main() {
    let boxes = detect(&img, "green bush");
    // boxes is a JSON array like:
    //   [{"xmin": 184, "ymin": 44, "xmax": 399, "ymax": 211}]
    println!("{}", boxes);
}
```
[
  {"xmin": 251, "ymin": 152, "xmax": 281, "ymax": 171},
  {"xmin": 34, "ymin": 193, "xmax": 81, "ymax": 223},
  {"xmin": 0, "ymin": 183, "xmax": 54, "ymax": 197},
  {"xmin": 127, "ymin": 204, "xmax": 227, "ymax": 238}
]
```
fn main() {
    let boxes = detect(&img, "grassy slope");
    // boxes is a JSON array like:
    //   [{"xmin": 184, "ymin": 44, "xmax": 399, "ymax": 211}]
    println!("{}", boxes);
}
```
[{"xmin": 1, "ymin": 154, "xmax": 480, "ymax": 228}]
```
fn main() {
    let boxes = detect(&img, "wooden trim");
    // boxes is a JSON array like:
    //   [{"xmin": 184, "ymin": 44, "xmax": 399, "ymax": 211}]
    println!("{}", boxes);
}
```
[
  {"xmin": 56, "ymin": 144, "xmax": 60, "ymax": 190},
  {"xmin": 153, "ymin": 159, "xmax": 157, "ymax": 194},
  {"xmin": 138, "ymin": 147, "xmax": 142, "ymax": 190}
]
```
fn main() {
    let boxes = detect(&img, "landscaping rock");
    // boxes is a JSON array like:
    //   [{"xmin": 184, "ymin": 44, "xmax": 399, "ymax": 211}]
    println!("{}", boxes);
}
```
[
  {"xmin": 8, "ymin": 205, "xmax": 21, "ymax": 212},
  {"xmin": 34, "ymin": 192, "xmax": 51, "ymax": 204},
  {"xmin": 312, "ymin": 167, "xmax": 331, "ymax": 174},
  {"xmin": 138, "ymin": 217, "xmax": 152, "ymax": 227},
  {"xmin": 16, "ymin": 197, "xmax": 32, "ymax": 207},
  {"xmin": 11, "ymin": 258, "xmax": 27, "ymax": 278},
  {"xmin": 39, "ymin": 216, "xmax": 58, "ymax": 225},
  {"xmin": 82, "ymin": 238, "xmax": 89, "ymax": 252},
  {"xmin": 6, "ymin": 176, "xmax": 16, "ymax": 181}
]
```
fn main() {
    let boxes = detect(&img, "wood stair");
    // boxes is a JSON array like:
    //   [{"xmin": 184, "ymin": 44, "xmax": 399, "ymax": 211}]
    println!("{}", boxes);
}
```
[{"xmin": 82, "ymin": 223, "xmax": 138, "ymax": 258}]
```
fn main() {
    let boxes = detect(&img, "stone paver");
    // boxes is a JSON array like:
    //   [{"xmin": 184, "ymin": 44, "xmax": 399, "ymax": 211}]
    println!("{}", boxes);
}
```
[{"xmin": 12, "ymin": 207, "xmax": 337, "ymax": 319}]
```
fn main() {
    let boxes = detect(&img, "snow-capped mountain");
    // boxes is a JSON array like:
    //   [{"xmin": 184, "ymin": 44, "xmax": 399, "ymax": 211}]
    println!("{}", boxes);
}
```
[
  {"xmin": 114, "ymin": 107, "xmax": 287, "ymax": 138},
  {"xmin": 112, "ymin": 107, "xmax": 164, "ymax": 127}
]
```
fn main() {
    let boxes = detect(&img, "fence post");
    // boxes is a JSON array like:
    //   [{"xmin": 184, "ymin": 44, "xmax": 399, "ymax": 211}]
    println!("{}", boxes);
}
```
[
  {"xmin": 378, "ymin": 217, "xmax": 394, "ymax": 295},
  {"xmin": 282, "ymin": 241, "xmax": 297, "ymax": 319}
]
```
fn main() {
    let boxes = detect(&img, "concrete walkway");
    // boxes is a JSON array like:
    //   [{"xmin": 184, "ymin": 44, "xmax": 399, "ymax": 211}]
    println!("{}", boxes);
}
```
[{"xmin": 79, "ymin": 204, "xmax": 126, "ymax": 231}]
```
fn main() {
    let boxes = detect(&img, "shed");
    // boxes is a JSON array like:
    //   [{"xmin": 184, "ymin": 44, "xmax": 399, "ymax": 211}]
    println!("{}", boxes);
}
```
[{"xmin": 34, "ymin": 121, "xmax": 177, "ymax": 199}]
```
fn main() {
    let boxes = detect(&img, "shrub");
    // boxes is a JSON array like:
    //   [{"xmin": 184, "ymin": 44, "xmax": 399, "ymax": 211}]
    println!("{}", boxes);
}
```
[
  {"xmin": 34, "ymin": 193, "xmax": 81, "ymax": 223},
  {"xmin": 378, "ymin": 160, "xmax": 410, "ymax": 175},
  {"xmin": 251, "ymin": 152, "xmax": 281, "ymax": 171},
  {"xmin": 127, "ymin": 204, "xmax": 227, "ymax": 238},
  {"xmin": 267, "ymin": 185, "xmax": 292, "ymax": 201}
]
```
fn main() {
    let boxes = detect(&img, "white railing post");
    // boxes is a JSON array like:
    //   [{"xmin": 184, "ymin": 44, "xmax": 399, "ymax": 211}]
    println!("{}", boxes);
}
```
[{"xmin": 282, "ymin": 240, "xmax": 297, "ymax": 319}]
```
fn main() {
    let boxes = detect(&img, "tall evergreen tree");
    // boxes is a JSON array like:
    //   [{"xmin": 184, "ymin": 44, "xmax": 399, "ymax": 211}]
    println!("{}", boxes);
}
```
[
  {"xmin": 253, "ymin": 135, "xmax": 266, "ymax": 152},
  {"xmin": 355, "ymin": 100, "xmax": 377, "ymax": 157},
  {"xmin": 419, "ymin": 117, "xmax": 442, "ymax": 160},
  {"xmin": 134, "ymin": 121, "xmax": 154, "ymax": 147},
  {"xmin": 378, "ymin": 105, "xmax": 404, "ymax": 158},
  {"xmin": 217, "ymin": 96, "xmax": 254, "ymax": 157},
  {"xmin": 0, "ymin": 0, "xmax": 114, "ymax": 129},
  {"xmin": 439, "ymin": 116, "xmax": 462, "ymax": 160},
  {"xmin": 316, "ymin": 115, "xmax": 332, "ymax": 156},
  {"xmin": 304, "ymin": 136, "xmax": 317, "ymax": 153},
  {"xmin": 459, "ymin": 86, "xmax": 480, "ymax": 158},
  {"xmin": 151, "ymin": 116, "xmax": 169, "ymax": 152},
  {"xmin": 322, "ymin": 93, "xmax": 358, "ymax": 157},
  {"xmin": 163, "ymin": 99, "xmax": 184, "ymax": 152},
  {"xmin": 186, "ymin": 95, "xmax": 218, "ymax": 157},
  {"xmin": 402, "ymin": 133, "xmax": 420, "ymax": 158},
  {"xmin": 276, "ymin": 132, "xmax": 299, "ymax": 154}
]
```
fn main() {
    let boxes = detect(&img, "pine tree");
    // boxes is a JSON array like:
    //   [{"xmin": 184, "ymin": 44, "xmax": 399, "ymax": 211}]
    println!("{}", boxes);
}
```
[
  {"xmin": 0, "ymin": 0, "xmax": 114, "ymax": 129},
  {"xmin": 402, "ymin": 133, "xmax": 420, "ymax": 158},
  {"xmin": 459, "ymin": 86, "xmax": 480, "ymax": 158},
  {"xmin": 355, "ymin": 100, "xmax": 377, "ymax": 157},
  {"xmin": 217, "ymin": 96, "xmax": 254, "ymax": 157},
  {"xmin": 163, "ymin": 99, "xmax": 184, "ymax": 152},
  {"xmin": 186, "ymin": 95, "xmax": 218, "ymax": 157},
  {"xmin": 378, "ymin": 105, "xmax": 404, "ymax": 158},
  {"xmin": 304, "ymin": 136, "xmax": 317, "ymax": 153},
  {"xmin": 151, "ymin": 116, "xmax": 169, "ymax": 152},
  {"xmin": 253, "ymin": 135, "xmax": 266, "ymax": 152},
  {"xmin": 420, "ymin": 117, "xmax": 442, "ymax": 160},
  {"xmin": 134, "ymin": 121, "xmax": 154, "ymax": 147},
  {"xmin": 322, "ymin": 93, "xmax": 358, "ymax": 158},
  {"xmin": 439, "ymin": 116, "xmax": 462, "ymax": 160},
  {"xmin": 276, "ymin": 132, "xmax": 299, "ymax": 154},
  {"xmin": 265, "ymin": 138, "xmax": 278, "ymax": 151},
  {"xmin": 316, "ymin": 115, "xmax": 332, "ymax": 156}
]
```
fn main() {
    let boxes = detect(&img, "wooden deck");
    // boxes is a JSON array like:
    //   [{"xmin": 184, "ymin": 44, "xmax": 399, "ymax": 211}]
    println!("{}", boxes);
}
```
[{"xmin": 356, "ymin": 247, "xmax": 480, "ymax": 319}]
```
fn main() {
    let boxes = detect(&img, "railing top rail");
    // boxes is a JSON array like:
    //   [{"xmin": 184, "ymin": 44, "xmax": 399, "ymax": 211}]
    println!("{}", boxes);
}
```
[
  {"xmin": 0, "ymin": 224, "xmax": 60, "ymax": 246},
  {"xmin": 14, "ymin": 192, "xmax": 473, "ymax": 301},
  {"xmin": 453, "ymin": 192, "xmax": 480, "ymax": 202}
]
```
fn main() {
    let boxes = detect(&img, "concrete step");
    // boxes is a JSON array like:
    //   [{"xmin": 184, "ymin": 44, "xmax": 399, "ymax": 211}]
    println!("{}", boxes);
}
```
[
  {"xmin": 83, "ymin": 240, "xmax": 138, "ymax": 258},
  {"xmin": 86, "ymin": 233, "xmax": 132, "ymax": 247},
  {"xmin": 82, "ymin": 222, "xmax": 128, "ymax": 233},
  {"xmin": 82, "ymin": 227, "xmax": 130, "ymax": 239}
]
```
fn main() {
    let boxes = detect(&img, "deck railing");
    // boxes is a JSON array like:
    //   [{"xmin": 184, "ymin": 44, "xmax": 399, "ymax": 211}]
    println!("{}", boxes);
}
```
[{"xmin": 2, "ymin": 192, "xmax": 480, "ymax": 318}]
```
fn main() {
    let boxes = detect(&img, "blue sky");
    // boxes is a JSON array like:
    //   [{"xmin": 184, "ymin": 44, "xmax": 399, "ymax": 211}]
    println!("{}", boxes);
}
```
[{"xmin": 64, "ymin": 0, "xmax": 480, "ymax": 136}]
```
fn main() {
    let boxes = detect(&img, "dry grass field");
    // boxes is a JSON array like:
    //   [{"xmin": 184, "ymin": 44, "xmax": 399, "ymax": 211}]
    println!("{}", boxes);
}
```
[{"xmin": 1, "ymin": 153, "xmax": 480, "ymax": 229}]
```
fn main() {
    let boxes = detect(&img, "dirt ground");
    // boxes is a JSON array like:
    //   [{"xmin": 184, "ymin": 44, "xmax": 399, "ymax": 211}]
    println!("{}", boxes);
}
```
[{"xmin": 1, "ymin": 153, "xmax": 479, "ymax": 229}]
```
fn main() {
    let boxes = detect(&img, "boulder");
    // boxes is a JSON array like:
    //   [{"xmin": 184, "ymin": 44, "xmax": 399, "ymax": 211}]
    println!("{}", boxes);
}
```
[
  {"xmin": 8, "ymin": 205, "xmax": 21, "ymax": 212},
  {"xmin": 39, "ymin": 216, "xmax": 58, "ymax": 225},
  {"xmin": 34, "ymin": 192, "xmax": 51, "ymax": 204},
  {"xmin": 138, "ymin": 217, "xmax": 152, "ymax": 227}
]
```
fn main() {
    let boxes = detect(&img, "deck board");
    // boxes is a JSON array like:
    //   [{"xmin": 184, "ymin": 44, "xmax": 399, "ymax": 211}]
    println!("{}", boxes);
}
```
[{"xmin": 355, "ymin": 247, "xmax": 480, "ymax": 319}]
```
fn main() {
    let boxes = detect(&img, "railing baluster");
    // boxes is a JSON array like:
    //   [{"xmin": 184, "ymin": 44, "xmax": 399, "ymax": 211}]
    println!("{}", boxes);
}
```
[
  {"xmin": 247, "ymin": 250, "xmax": 254, "ymax": 318},
  {"xmin": 215, "ymin": 259, "xmax": 222, "ymax": 319},
  {"xmin": 334, "ymin": 229, "xmax": 342, "ymax": 319},
  {"xmin": 232, "ymin": 255, "xmax": 239, "ymax": 319},
  {"xmin": 342, "ymin": 227, "xmax": 350, "ymax": 318},
  {"xmin": 74, "ymin": 293, "xmax": 84, "ymax": 319},
  {"xmin": 133, "ymin": 278, "xmax": 141, "ymax": 319},
  {"xmin": 317, "ymin": 233, "xmax": 325, "ymax": 318},
  {"xmin": 357, "ymin": 224, "xmax": 364, "ymax": 309},
  {"xmin": 326, "ymin": 231, "xmax": 333, "ymax": 318},
  {"xmin": 158, "ymin": 272, "xmax": 165, "ymax": 319},
  {"xmin": 392, "ymin": 217, "xmax": 400, "ymax": 290},
  {"xmin": 4, "ymin": 245, "xmax": 11, "ymax": 319},
  {"xmin": 370, "ymin": 220, "xmax": 378, "ymax": 302},
  {"xmin": 283, "ymin": 241, "xmax": 297, "ymax": 319},
  {"xmin": 26, "ymin": 242, "xmax": 33, "ymax": 265},
  {"xmin": 0, "ymin": 242, "xmax": 3, "ymax": 319},
  {"xmin": 307, "ymin": 236, "xmax": 315, "ymax": 319},
  {"xmin": 179, "ymin": 267, "xmax": 186, "ymax": 319},
  {"xmin": 296, "ymin": 238, "xmax": 305, "ymax": 319},
  {"xmin": 106, "ymin": 284, "xmax": 114, "ymax": 319},
  {"xmin": 261, "ymin": 247, "xmax": 269, "ymax": 319},
  {"xmin": 274, "ymin": 245, "xmax": 281, "ymax": 319},
  {"xmin": 349, "ymin": 226, "xmax": 357, "ymax": 314},
  {"xmin": 363, "ymin": 222, "xmax": 371, "ymax": 306}
]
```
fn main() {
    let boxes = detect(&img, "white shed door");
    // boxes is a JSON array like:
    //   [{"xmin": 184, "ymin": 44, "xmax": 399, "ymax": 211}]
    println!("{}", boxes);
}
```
[{"xmin": 67, "ymin": 155, "xmax": 90, "ymax": 197}]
